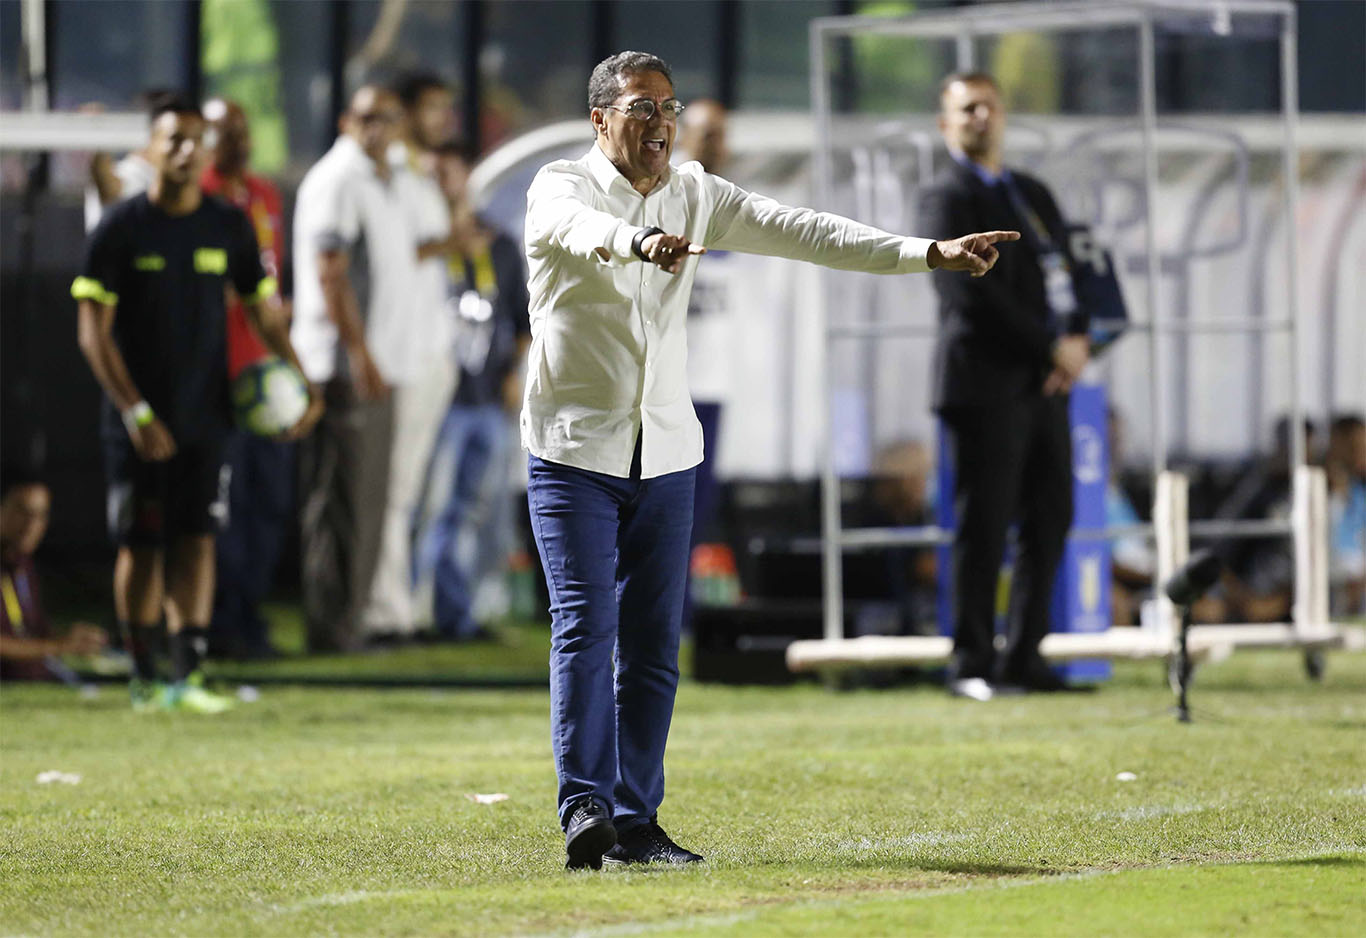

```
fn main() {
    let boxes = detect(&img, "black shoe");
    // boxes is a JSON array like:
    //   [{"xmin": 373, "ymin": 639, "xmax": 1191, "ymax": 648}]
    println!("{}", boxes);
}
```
[
  {"xmin": 564, "ymin": 799, "xmax": 617, "ymax": 870},
  {"xmin": 999, "ymin": 658, "xmax": 1069, "ymax": 692},
  {"xmin": 602, "ymin": 819, "xmax": 703, "ymax": 866}
]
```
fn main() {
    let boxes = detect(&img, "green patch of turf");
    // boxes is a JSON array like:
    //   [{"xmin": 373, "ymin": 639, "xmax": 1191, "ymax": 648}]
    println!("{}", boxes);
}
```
[
  {"xmin": 648, "ymin": 855, "xmax": 1366, "ymax": 936},
  {"xmin": 2, "ymin": 650, "xmax": 1363, "ymax": 936}
]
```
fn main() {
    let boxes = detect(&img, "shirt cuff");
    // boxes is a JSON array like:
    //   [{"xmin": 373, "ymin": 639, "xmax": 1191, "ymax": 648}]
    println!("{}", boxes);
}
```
[
  {"xmin": 249, "ymin": 276, "xmax": 279, "ymax": 303},
  {"xmin": 71, "ymin": 276, "xmax": 118, "ymax": 306},
  {"xmin": 898, "ymin": 237, "xmax": 935, "ymax": 273},
  {"xmin": 601, "ymin": 223, "xmax": 644, "ymax": 266}
]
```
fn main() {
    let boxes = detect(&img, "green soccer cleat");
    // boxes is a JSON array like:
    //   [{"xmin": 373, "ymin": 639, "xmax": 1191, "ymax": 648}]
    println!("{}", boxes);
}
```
[
  {"xmin": 129, "ymin": 679, "xmax": 172, "ymax": 713},
  {"xmin": 169, "ymin": 672, "xmax": 235, "ymax": 714}
]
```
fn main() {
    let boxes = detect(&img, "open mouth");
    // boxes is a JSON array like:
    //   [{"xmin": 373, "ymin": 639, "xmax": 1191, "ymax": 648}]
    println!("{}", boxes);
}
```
[{"xmin": 643, "ymin": 138, "xmax": 666, "ymax": 153}]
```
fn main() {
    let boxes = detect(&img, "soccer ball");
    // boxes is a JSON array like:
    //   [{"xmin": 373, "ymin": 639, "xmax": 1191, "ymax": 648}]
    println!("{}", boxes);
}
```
[{"xmin": 232, "ymin": 357, "xmax": 309, "ymax": 436}]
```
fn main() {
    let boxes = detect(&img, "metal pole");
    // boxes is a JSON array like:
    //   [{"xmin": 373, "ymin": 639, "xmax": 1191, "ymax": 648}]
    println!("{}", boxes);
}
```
[
  {"xmin": 812, "ymin": 23, "xmax": 844, "ymax": 644},
  {"xmin": 462, "ymin": 0, "xmax": 483, "ymax": 154},
  {"xmin": 21, "ymin": 0, "xmax": 48, "ymax": 111},
  {"xmin": 1138, "ymin": 14, "xmax": 1170, "ymax": 489},
  {"xmin": 1281, "ymin": 7, "xmax": 1308, "ymax": 636},
  {"xmin": 1282, "ymin": 11, "xmax": 1305, "ymax": 485}
]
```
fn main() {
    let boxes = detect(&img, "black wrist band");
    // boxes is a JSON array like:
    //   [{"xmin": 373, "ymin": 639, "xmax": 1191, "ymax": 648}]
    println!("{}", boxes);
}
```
[{"xmin": 632, "ymin": 226, "xmax": 664, "ymax": 261}]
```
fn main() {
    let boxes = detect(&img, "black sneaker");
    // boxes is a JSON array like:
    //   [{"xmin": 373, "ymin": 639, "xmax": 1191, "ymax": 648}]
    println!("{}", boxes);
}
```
[
  {"xmin": 564, "ymin": 798, "xmax": 616, "ymax": 870},
  {"xmin": 602, "ymin": 819, "xmax": 703, "ymax": 866}
]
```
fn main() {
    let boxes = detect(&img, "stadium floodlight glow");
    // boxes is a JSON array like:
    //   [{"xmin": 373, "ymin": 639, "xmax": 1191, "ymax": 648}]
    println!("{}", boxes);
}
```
[{"xmin": 792, "ymin": 0, "xmax": 1362, "ymax": 681}]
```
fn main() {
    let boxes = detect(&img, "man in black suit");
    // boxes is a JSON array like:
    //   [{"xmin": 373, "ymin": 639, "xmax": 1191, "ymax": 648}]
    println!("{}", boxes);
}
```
[{"xmin": 918, "ymin": 72, "xmax": 1091, "ymax": 700}]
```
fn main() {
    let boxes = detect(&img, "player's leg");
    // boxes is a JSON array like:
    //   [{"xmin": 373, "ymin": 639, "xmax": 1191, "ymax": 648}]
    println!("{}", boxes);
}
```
[
  {"xmin": 608, "ymin": 462, "xmax": 698, "ymax": 862},
  {"xmin": 106, "ymin": 429, "xmax": 172, "ymax": 708},
  {"xmin": 163, "ymin": 440, "xmax": 234, "ymax": 712},
  {"xmin": 942, "ymin": 402, "xmax": 1030, "ymax": 688},
  {"xmin": 999, "ymin": 394, "xmax": 1073, "ymax": 686},
  {"xmin": 526, "ymin": 455, "xmax": 627, "ymax": 867}
]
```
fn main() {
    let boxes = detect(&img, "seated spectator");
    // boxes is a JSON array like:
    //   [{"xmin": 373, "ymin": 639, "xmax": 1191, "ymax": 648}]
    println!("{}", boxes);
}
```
[
  {"xmin": 1326, "ymin": 413, "xmax": 1365, "ymax": 616},
  {"xmin": 869, "ymin": 439, "xmax": 938, "ymax": 634},
  {"xmin": 1, "ymin": 468, "xmax": 107, "ymax": 682},
  {"xmin": 1216, "ymin": 416, "xmax": 1317, "ymax": 623},
  {"xmin": 1106, "ymin": 408, "xmax": 1153, "ymax": 625}
]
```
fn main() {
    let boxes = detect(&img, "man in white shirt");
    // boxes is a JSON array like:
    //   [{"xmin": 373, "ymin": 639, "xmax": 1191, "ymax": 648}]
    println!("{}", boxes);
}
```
[
  {"xmin": 525, "ymin": 51, "xmax": 1016, "ymax": 870},
  {"xmin": 291, "ymin": 85, "xmax": 426, "ymax": 652},
  {"xmin": 358, "ymin": 72, "xmax": 461, "ymax": 640}
]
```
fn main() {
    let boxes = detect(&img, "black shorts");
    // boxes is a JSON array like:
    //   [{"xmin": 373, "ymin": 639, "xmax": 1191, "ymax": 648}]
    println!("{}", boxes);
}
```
[{"xmin": 103, "ymin": 431, "xmax": 229, "ymax": 547}]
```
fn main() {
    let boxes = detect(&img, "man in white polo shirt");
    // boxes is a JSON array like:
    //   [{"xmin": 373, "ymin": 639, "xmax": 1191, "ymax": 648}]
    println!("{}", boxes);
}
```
[
  {"xmin": 525, "ymin": 51, "xmax": 1017, "ymax": 870},
  {"xmin": 357, "ymin": 71, "xmax": 461, "ymax": 641},
  {"xmin": 291, "ymin": 84, "xmax": 427, "ymax": 652}
]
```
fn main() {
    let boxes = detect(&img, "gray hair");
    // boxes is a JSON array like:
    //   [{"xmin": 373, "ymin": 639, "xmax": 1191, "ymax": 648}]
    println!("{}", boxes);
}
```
[{"xmin": 587, "ymin": 51, "xmax": 674, "ymax": 110}]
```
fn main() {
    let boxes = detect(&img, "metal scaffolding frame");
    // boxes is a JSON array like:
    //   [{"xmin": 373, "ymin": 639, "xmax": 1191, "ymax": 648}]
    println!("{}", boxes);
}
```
[{"xmin": 796, "ymin": 0, "xmax": 1355, "ymax": 673}]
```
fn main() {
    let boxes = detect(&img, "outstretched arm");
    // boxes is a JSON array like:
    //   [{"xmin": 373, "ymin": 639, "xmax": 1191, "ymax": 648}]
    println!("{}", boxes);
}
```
[{"xmin": 703, "ymin": 176, "xmax": 1015, "ymax": 277}]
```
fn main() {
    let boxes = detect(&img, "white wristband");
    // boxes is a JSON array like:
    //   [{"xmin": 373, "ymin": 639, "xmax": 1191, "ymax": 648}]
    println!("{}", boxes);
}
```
[{"xmin": 121, "ymin": 400, "xmax": 154, "ymax": 434}]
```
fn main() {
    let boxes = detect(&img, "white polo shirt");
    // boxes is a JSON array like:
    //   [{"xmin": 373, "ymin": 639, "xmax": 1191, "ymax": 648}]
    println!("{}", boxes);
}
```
[
  {"xmin": 390, "ymin": 141, "xmax": 456, "ymax": 377},
  {"xmin": 521, "ymin": 143, "xmax": 934, "ymax": 479},
  {"xmin": 83, "ymin": 153, "xmax": 156, "ymax": 232},
  {"xmin": 291, "ymin": 135, "xmax": 430, "ymax": 385}
]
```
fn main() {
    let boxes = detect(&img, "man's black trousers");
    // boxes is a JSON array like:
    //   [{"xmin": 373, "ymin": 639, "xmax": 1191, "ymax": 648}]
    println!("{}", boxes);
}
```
[{"xmin": 942, "ymin": 393, "xmax": 1073, "ymax": 682}]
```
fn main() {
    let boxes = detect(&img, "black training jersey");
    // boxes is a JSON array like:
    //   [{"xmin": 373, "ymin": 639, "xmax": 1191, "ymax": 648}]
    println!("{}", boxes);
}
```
[{"xmin": 74, "ymin": 193, "xmax": 270, "ymax": 444}]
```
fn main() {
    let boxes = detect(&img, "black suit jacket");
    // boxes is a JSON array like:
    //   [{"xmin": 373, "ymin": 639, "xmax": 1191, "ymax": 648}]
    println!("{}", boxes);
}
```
[{"xmin": 917, "ymin": 160, "xmax": 1086, "ymax": 410}]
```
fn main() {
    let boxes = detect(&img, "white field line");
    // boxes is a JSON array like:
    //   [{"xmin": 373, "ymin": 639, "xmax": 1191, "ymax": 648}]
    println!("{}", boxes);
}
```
[
  {"xmin": 1094, "ymin": 802, "xmax": 1209, "ymax": 822},
  {"xmin": 835, "ymin": 831, "xmax": 971, "ymax": 853}
]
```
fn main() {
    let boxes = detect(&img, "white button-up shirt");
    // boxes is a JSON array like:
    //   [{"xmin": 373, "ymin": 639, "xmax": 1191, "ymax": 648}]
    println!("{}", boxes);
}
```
[
  {"xmin": 292, "ymin": 136, "xmax": 430, "ymax": 385},
  {"xmin": 522, "ymin": 143, "xmax": 934, "ymax": 479}
]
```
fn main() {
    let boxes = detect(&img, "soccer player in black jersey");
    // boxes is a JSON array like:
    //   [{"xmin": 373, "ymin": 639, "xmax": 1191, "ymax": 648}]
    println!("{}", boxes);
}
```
[{"xmin": 74, "ymin": 96, "xmax": 322, "ymax": 711}]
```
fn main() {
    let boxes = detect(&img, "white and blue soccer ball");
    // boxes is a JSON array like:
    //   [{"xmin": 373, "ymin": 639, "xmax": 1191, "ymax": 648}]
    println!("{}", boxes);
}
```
[{"xmin": 232, "ymin": 357, "xmax": 309, "ymax": 436}]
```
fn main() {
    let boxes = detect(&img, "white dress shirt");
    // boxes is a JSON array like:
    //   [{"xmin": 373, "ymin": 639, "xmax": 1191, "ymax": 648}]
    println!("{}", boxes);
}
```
[
  {"xmin": 291, "ymin": 136, "xmax": 429, "ymax": 385},
  {"xmin": 83, "ymin": 153, "xmax": 156, "ymax": 232},
  {"xmin": 389, "ymin": 141, "xmax": 457, "ymax": 378},
  {"xmin": 522, "ymin": 143, "xmax": 934, "ymax": 479}
]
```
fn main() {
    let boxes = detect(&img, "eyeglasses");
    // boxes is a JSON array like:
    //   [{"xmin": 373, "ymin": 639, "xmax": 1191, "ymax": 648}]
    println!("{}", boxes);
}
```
[
  {"xmin": 354, "ymin": 111, "xmax": 400, "ymax": 126},
  {"xmin": 603, "ymin": 98, "xmax": 686, "ymax": 122}
]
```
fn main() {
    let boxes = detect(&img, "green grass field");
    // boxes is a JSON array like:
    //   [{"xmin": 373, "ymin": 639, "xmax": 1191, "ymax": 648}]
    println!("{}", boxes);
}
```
[{"xmin": 3, "ymin": 639, "xmax": 1364, "ymax": 937}]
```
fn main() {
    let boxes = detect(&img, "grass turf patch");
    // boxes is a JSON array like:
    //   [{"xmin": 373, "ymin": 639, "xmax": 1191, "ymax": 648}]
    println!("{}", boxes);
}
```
[{"xmin": 2, "ymin": 649, "xmax": 1363, "ymax": 936}]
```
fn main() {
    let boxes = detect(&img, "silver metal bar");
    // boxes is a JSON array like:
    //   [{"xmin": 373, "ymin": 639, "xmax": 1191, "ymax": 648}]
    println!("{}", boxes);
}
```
[
  {"xmin": 811, "ymin": 22, "xmax": 845, "ymax": 645},
  {"xmin": 1281, "ymin": 7, "xmax": 1308, "ymax": 637},
  {"xmin": 0, "ymin": 111, "xmax": 149, "ymax": 153},
  {"xmin": 1189, "ymin": 518, "xmax": 1292, "ymax": 538},
  {"xmin": 21, "ymin": 0, "xmax": 48, "ymax": 113},
  {"xmin": 1139, "ymin": 12, "xmax": 1170, "ymax": 490},
  {"xmin": 827, "ymin": 322, "xmax": 939, "ymax": 339},
  {"xmin": 826, "ymin": 517, "xmax": 1291, "ymax": 553},
  {"xmin": 838, "ymin": 527, "xmax": 953, "ymax": 549},
  {"xmin": 810, "ymin": 0, "xmax": 1296, "ymax": 42},
  {"xmin": 1124, "ymin": 319, "xmax": 1294, "ymax": 334}
]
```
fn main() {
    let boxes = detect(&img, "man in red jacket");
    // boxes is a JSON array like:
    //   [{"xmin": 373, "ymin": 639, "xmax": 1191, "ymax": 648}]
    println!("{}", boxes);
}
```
[{"xmin": 201, "ymin": 97, "xmax": 295, "ymax": 661}]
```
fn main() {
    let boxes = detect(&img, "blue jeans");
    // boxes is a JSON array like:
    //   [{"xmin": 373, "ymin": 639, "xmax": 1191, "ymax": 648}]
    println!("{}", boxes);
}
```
[
  {"xmin": 526, "ymin": 451, "xmax": 696, "ymax": 832},
  {"xmin": 212, "ymin": 430, "xmax": 294, "ymax": 655},
  {"xmin": 419, "ymin": 404, "xmax": 510, "ymax": 638}
]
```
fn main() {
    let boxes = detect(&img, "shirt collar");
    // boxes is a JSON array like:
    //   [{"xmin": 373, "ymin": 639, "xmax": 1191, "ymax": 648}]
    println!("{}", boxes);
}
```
[
  {"xmin": 335, "ymin": 135, "xmax": 389, "ymax": 181},
  {"xmin": 949, "ymin": 148, "xmax": 1012, "ymax": 188},
  {"xmin": 587, "ymin": 142, "xmax": 676, "ymax": 197}
]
